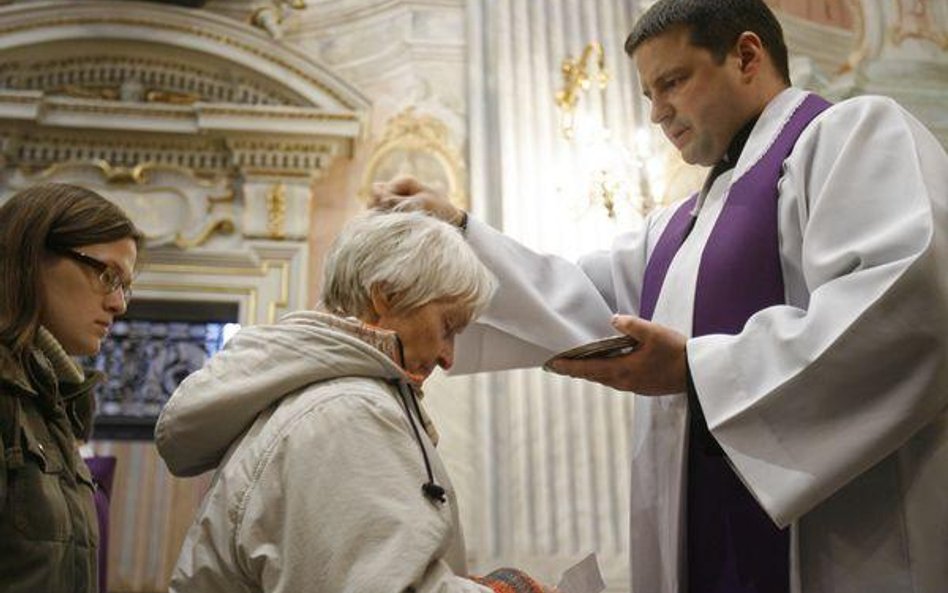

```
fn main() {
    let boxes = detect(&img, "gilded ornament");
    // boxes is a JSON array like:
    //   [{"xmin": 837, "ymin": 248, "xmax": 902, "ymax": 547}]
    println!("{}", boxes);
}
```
[
  {"xmin": 266, "ymin": 182, "xmax": 287, "ymax": 239},
  {"xmin": 554, "ymin": 42, "xmax": 610, "ymax": 140},
  {"xmin": 891, "ymin": 0, "xmax": 948, "ymax": 49},
  {"xmin": 174, "ymin": 218, "xmax": 236, "ymax": 249},
  {"xmin": 145, "ymin": 90, "xmax": 201, "ymax": 105},
  {"xmin": 360, "ymin": 107, "xmax": 467, "ymax": 209}
]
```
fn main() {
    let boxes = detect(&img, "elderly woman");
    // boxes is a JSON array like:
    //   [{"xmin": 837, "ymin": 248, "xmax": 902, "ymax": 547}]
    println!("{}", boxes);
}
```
[
  {"xmin": 0, "ymin": 183, "xmax": 142, "ymax": 593},
  {"xmin": 156, "ymin": 211, "xmax": 550, "ymax": 593}
]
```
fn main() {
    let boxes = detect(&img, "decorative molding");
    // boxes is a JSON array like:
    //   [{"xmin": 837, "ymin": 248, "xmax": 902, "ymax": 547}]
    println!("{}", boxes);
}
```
[
  {"xmin": 290, "ymin": 0, "xmax": 465, "ymax": 35},
  {"xmin": 824, "ymin": 0, "xmax": 948, "ymax": 148},
  {"xmin": 841, "ymin": 0, "xmax": 876, "ymax": 72},
  {"xmin": 0, "ymin": 2, "xmax": 369, "ymax": 111},
  {"xmin": 891, "ymin": 0, "xmax": 948, "ymax": 49},
  {"xmin": 174, "ymin": 218, "xmax": 236, "ymax": 250},
  {"xmin": 137, "ymin": 258, "xmax": 292, "ymax": 325},
  {"xmin": 31, "ymin": 160, "xmax": 224, "ymax": 187},
  {"xmin": 777, "ymin": 8, "xmax": 854, "ymax": 76},
  {"xmin": 197, "ymin": 105, "xmax": 358, "ymax": 122},
  {"xmin": 277, "ymin": 0, "xmax": 468, "ymax": 147},
  {"xmin": 6, "ymin": 129, "xmax": 233, "ymax": 175},
  {"xmin": 0, "ymin": 92, "xmax": 362, "ymax": 140},
  {"xmin": 265, "ymin": 182, "xmax": 287, "ymax": 240},
  {"xmin": 249, "ymin": 0, "xmax": 307, "ymax": 39},
  {"xmin": 360, "ymin": 107, "xmax": 468, "ymax": 208},
  {"xmin": 242, "ymin": 179, "xmax": 312, "ymax": 240},
  {"xmin": 0, "ymin": 54, "xmax": 305, "ymax": 106},
  {"xmin": 227, "ymin": 138, "xmax": 346, "ymax": 177},
  {"xmin": 4, "ymin": 160, "xmax": 238, "ymax": 249},
  {"xmin": 838, "ymin": 0, "xmax": 948, "ymax": 72}
]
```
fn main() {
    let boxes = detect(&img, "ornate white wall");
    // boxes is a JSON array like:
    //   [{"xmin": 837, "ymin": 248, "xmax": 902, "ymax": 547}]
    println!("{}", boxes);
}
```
[
  {"xmin": 0, "ymin": 1, "xmax": 944, "ymax": 592},
  {"xmin": 828, "ymin": 0, "xmax": 948, "ymax": 146}
]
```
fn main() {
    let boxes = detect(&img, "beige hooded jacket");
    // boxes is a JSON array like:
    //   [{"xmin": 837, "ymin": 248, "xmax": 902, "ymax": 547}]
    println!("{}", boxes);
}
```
[{"xmin": 155, "ymin": 311, "xmax": 489, "ymax": 593}]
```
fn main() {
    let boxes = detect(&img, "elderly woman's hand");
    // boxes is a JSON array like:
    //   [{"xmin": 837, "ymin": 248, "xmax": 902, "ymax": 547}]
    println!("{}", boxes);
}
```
[{"xmin": 370, "ymin": 176, "xmax": 464, "ymax": 227}]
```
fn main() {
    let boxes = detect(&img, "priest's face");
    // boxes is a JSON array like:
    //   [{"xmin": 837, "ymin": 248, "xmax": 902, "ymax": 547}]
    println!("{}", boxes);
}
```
[{"xmin": 634, "ymin": 26, "xmax": 755, "ymax": 167}]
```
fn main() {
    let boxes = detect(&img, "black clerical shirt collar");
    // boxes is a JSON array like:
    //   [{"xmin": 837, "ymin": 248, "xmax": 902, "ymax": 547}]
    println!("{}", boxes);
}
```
[
  {"xmin": 712, "ymin": 116, "xmax": 759, "ymax": 180},
  {"xmin": 691, "ymin": 115, "xmax": 761, "ymax": 217}
]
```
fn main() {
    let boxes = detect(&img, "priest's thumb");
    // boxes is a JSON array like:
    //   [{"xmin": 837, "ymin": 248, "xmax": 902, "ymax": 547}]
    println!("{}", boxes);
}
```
[{"xmin": 611, "ymin": 314, "xmax": 648, "ymax": 339}]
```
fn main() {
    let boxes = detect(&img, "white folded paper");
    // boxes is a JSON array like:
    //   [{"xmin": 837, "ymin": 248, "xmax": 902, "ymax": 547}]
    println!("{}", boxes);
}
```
[{"xmin": 556, "ymin": 553, "xmax": 605, "ymax": 593}]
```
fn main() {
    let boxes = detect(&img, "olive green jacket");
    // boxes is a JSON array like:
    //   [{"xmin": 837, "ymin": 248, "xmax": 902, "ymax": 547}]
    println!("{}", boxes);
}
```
[{"xmin": 0, "ymin": 332, "xmax": 101, "ymax": 593}]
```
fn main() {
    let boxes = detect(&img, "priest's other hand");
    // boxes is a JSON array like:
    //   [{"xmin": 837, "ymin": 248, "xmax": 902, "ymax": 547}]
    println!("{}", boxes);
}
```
[
  {"xmin": 548, "ymin": 314, "xmax": 688, "ymax": 395},
  {"xmin": 370, "ymin": 175, "xmax": 463, "ymax": 225}
]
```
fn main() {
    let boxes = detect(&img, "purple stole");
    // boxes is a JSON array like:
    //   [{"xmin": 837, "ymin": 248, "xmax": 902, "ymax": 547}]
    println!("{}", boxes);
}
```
[
  {"xmin": 86, "ymin": 455, "xmax": 117, "ymax": 593},
  {"xmin": 640, "ymin": 94, "xmax": 832, "ymax": 593}
]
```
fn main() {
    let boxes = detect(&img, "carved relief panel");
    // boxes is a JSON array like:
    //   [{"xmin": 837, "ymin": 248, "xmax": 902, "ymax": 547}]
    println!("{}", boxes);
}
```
[
  {"xmin": 7, "ymin": 161, "xmax": 236, "ymax": 248},
  {"xmin": 360, "ymin": 107, "xmax": 468, "ymax": 209}
]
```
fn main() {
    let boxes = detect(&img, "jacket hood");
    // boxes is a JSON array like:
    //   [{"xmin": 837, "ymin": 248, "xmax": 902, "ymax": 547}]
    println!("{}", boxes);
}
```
[{"xmin": 155, "ymin": 311, "xmax": 412, "ymax": 477}]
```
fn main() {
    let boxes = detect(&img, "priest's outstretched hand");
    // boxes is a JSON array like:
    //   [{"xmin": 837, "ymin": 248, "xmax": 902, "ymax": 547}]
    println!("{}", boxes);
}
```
[
  {"xmin": 373, "ymin": 175, "xmax": 688, "ymax": 396},
  {"xmin": 370, "ymin": 175, "xmax": 463, "ymax": 225},
  {"xmin": 547, "ymin": 314, "xmax": 688, "ymax": 395}
]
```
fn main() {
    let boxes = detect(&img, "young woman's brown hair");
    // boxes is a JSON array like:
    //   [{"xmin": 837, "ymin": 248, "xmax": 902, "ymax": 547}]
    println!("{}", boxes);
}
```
[{"xmin": 0, "ymin": 183, "xmax": 144, "ymax": 358}]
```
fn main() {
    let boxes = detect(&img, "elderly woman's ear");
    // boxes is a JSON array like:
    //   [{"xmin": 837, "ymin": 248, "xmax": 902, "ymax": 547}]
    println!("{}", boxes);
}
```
[{"xmin": 366, "ymin": 284, "xmax": 393, "ymax": 323}]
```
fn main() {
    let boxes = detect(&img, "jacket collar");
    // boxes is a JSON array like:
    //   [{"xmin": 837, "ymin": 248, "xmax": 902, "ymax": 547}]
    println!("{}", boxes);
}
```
[
  {"xmin": 34, "ymin": 327, "xmax": 85, "ymax": 384},
  {"xmin": 0, "ymin": 328, "xmax": 92, "ymax": 398},
  {"xmin": 0, "ymin": 345, "xmax": 36, "ymax": 396},
  {"xmin": 309, "ymin": 311, "xmax": 438, "ymax": 444},
  {"xmin": 310, "ymin": 311, "xmax": 430, "ymax": 390}
]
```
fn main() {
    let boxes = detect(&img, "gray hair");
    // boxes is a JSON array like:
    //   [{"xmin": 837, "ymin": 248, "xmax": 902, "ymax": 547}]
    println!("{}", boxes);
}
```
[{"xmin": 321, "ymin": 210, "xmax": 496, "ymax": 320}]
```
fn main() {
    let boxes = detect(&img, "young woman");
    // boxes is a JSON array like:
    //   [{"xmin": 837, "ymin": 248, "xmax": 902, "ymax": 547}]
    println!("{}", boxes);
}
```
[{"xmin": 0, "ymin": 183, "xmax": 143, "ymax": 593}]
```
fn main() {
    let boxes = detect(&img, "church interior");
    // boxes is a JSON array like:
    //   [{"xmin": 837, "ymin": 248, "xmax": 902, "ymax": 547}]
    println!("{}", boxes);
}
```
[{"xmin": 0, "ymin": 0, "xmax": 945, "ymax": 591}]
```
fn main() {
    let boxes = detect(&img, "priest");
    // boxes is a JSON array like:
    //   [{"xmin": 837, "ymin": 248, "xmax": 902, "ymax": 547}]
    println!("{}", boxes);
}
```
[{"xmin": 373, "ymin": 0, "xmax": 948, "ymax": 591}]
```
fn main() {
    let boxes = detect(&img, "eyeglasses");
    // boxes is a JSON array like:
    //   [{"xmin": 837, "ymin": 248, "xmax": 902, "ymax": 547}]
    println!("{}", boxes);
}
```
[{"xmin": 53, "ymin": 248, "xmax": 134, "ymax": 304}]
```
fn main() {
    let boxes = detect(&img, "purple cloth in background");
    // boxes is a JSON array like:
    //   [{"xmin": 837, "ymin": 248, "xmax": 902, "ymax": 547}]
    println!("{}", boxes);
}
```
[
  {"xmin": 85, "ymin": 455, "xmax": 116, "ymax": 593},
  {"xmin": 639, "ymin": 94, "xmax": 832, "ymax": 593}
]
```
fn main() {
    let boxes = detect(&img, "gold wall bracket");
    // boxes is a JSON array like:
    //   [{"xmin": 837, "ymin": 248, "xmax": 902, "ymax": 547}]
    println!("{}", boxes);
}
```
[{"xmin": 554, "ymin": 42, "xmax": 610, "ymax": 139}]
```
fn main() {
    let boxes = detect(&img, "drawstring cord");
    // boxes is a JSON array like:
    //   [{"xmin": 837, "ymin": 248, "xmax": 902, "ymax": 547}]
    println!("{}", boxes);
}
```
[{"xmin": 395, "ymin": 381, "xmax": 446, "ymax": 505}]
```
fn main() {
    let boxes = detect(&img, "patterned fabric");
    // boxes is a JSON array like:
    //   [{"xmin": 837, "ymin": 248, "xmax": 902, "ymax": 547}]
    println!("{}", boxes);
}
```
[
  {"xmin": 472, "ymin": 567, "xmax": 546, "ymax": 593},
  {"xmin": 310, "ymin": 311, "xmax": 440, "ymax": 444}
]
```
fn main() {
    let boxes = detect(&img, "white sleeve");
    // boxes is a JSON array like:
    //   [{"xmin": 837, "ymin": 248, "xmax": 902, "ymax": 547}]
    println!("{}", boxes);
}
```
[
  {"xmin": 688, "ymin": 96, "xmax": 948, "ymax": 527},
  {"xmin": 452, "ymin": 214, "xmax": 657, "ymax": 373},
  {"xmin": 234, "ymin": 391, "xmax": 490, "ymax": 593}
]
